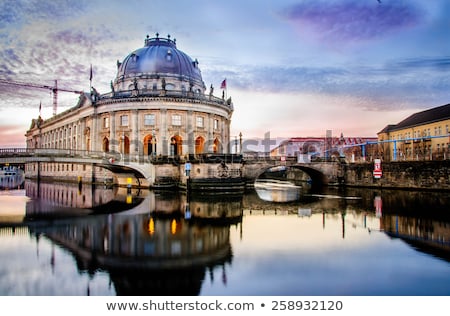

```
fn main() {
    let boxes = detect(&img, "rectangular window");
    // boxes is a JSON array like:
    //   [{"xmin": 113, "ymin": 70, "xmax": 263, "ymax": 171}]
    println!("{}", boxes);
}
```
[
  {"xmin": 104, "ymin": 117, "xmax": 109, "ymax": 128},
  {"xmin": 214, "ymin": 119, "xmax": 219, "ymax": 130},
  {"xmin": 196, "ymin": 116, "xmax": 204, "ymax": 128},
  {"xmin": 172, "ymin": 114, "xmax": 181, "ymax": 126},
  {"xmin": 144, "ymin": 114, "xmax": 155, "ymax": 126},
  {"xmin": 121, "ymin": 115, "xmax": 129, "ymax": 126}
]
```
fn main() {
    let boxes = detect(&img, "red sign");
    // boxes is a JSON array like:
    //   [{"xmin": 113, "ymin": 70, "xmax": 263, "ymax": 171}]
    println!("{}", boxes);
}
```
[{"xmin": 373, "ymin": 159, "xmax": 382, "ymax": 178}]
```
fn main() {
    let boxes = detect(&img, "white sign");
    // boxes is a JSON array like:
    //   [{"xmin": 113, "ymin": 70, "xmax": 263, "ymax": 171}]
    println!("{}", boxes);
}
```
[{"xmin": 373, "ymin": 159, "xmax": 382, "ymax": 178}]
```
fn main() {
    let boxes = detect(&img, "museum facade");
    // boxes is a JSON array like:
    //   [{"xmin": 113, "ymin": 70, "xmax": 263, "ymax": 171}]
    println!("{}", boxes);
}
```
[{"xmin": 25, "ymin": 34, "xmax": 234, "ymax": 158}]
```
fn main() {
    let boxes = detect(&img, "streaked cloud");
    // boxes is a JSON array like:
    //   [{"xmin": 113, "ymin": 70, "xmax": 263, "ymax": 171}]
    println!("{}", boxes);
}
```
[
  {"xmin": 0, "ymin": 0, "xmax": 86, "ymax": 28},
  {"xmin": 0, "ymin": 0, "xmax": 449, "ymax": 146},
  {"xmin": 281, "ymin": 0, "xmax": 424, "ymax": 43},
  {"xmin": 206, "ymin": 54, "xmax": 450, "ymax": 111}
]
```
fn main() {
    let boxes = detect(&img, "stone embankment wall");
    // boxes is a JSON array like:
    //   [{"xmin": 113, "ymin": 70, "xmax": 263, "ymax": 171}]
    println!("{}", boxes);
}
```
[
  {"xmin": 25, "ymin": 162, "xmax": 115, "ymax": 184},
  {"xmin": 343, "ymin": 160, "xmax": 450, "ymax": 191}
]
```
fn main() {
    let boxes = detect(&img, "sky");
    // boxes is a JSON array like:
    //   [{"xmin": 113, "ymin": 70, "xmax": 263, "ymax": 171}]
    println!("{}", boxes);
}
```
[{"xmin": 0, "ymin": 0, "xmax": 449, "ymax": 147}]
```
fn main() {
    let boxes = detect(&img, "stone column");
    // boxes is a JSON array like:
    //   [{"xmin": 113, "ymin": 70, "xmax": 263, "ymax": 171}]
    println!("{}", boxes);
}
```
[
  {"xmin": 187, "ymin": 110, "xmax": 194, "ymax": 155},
  {"xmin": 161, "ymin": 108, "xmax": 168, "ymax": 155},
  {"xmin": 109, "ymin": 112, "xmax": 116, "ymax": 152},
  {"xmin": 92, "ymin": 111, "xmax": 98, "ymax": 152},
  {"xmin": 208, "ymin": 114, "xmax": 213, "ymax": 153},
  {"xmin": 131, "ymin": 109, "xmax": 139, "ymax": 154},
  {"xmin": 221, "ymin": 119, "xmax": 227, "ymax": 154},
  {"xmin": 80, "ymin": 119, "xmax": 86, "ymax": 151},
  {"xmin": 226, "ymin": 118, "xmax": 231, "ymax": 154}
]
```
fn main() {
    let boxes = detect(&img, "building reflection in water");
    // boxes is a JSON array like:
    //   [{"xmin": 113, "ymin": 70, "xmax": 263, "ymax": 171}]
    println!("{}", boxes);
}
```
[
  {"xmin": 3, "ymin": 180, "xmax": 450, "ymax": 295},
  {"xmin": 0, "ymin": 173, "xmax": 25, "ymax": 190},
  {"xmin": 381, "ymin": 212, "xmax": 450, "ymax": 262},
  {"xmin": 245, "ymin": 188, "xmax": 450, "ymax": 263},
  {"xmin": 24, "ymin": 182, "xmax": 243, "ymax": 295},
  {"xmin": 24, "ymin": 180, "xmax": 145, "ymax": 219}
]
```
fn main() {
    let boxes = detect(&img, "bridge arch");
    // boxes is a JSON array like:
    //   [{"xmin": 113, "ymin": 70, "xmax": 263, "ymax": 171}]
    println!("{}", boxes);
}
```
[
  {"xmin": 246, "ymin": 162, "xmax": 332, "ymax": 189},
  {"xmin": 288, "ymin": 165, "xmax": 329, "ymax": 188}
]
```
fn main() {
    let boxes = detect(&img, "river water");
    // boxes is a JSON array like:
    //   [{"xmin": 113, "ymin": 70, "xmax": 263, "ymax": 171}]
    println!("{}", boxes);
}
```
[{"xmin": 0, "ymin": 177, "xmax": 449, "ymax": 296}]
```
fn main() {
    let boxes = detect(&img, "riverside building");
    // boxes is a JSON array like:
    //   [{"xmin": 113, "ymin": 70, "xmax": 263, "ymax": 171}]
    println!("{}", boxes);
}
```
[
  {"xmin": 377, "ymin": 103, "xmax": 450, "ymax": 161},
  {"xmin": 25, "ymin": 33, "xmax": 234, "ymax": 157}
]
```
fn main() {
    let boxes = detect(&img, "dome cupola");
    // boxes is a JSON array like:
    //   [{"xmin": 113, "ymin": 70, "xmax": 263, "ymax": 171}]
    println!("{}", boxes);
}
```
[{"xmin": 113, "ymin": 33, "xmax": 205, "ymax": 93}]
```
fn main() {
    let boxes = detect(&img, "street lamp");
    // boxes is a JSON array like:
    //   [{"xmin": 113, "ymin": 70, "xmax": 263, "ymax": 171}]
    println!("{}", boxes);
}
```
[
  {"xmin": 339, "ymin": 132, "xmax": 345, "ymax": 158},
  {"xmin": 239, "ymin": 132, "xmax": 242, "ymax": 154},
  {"xmin": 151, "ymin": 128, "xmax": 156, "ymax": 158}
]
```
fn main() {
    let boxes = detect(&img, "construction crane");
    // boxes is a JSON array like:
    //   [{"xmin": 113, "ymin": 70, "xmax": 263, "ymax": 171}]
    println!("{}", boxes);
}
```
[{"xmin": 0, "ymin": 78, "xmax": 84, "ymax": 116}]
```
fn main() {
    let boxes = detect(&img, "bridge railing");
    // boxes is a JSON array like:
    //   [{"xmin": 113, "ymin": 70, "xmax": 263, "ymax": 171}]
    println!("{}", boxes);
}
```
[
  {"xmin": 0, "ymin": 148, "xmax": 34, "ymax": 157},
  {"xmin": 242, "ymin": 155, "xmax": 297, "ymax": 163},
  {"xmin": 0, "ymin": 148, "xmax": 245, "ymax": 165},
  {"xmin": 0, "ymin": 148, "xmax": 117, "ymax": 161}
]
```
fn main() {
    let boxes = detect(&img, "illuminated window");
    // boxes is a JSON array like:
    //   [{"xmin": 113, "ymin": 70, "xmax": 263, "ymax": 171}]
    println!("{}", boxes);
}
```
[
  {"xmin": 103, "ymin": 117, "xmax": 109, "ymax": 128},
  {"xmin": 214, "ymin": 119, "xmax": 219, "ymax": 130}
]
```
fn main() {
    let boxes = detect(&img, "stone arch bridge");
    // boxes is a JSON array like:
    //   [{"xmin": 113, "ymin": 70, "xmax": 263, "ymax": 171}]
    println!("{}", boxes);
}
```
[
  {"xmin": 0, "ymin": 148, "xmax": 344, "ymax": 188},
  {"xmin": 3, "ymin": 148, "xmax": 449, "ymax": 191},
  {"xmin": 241, "ymin": 157, "xmax": 343, "ymax": 187}
]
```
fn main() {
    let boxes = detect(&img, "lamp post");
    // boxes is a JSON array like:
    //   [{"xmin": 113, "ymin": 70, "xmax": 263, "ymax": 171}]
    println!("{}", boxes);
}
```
[
  {"xmin": 239, "ymin": 132, "xmax": 242, "ymax": 154},
  {"xmin": 151, "ymin": 128, "xmax": 156, "ymax": 158},
  {"xmin": 339, "ymin": 132, "xmax": 345, "ymax": 158}
]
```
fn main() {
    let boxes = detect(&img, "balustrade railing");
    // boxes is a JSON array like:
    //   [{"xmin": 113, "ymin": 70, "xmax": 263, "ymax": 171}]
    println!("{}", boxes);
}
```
[
  {"xmin": 97, "ymin": 88, "xmax": 234, "ymax": 111},
  {"xmin": 0, "ymin": 148, "xmax": 32, "ymax": 156}
]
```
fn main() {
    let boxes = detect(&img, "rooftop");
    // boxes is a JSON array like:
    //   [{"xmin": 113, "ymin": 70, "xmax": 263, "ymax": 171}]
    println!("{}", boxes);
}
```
[{"xmin": 378, "ymin": 103, "xmax": 450, "ymax": 134}]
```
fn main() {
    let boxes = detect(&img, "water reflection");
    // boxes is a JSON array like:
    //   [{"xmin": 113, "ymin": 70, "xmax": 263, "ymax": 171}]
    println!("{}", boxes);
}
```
[
  {"xmin": 30, "ymin": 212, "xmax": 235, "ymax": 295},
  {"xmin": 0, "ymin": 172, "xmax": 24, "ymax": 190},
  {"xmin": 1, "ymin": 181, "xmax": 450, "ymax": 295},
  {"xmin": 254, "ymin": 179, "xmax": 302, "ymax": 202},
  {"xmin": 23, "ymin": 180, "xmax": 145, "ymax": 220},
  {"xmin": 382, "ymin": 215, "xmax": 450, "ymax": 262},
  {"xmin": 1, "ymin": 180, "xmax": 242, "ymax": 295},
  {"xmin": 245, "ymin": 187, "xmax": 450, "ymax": 261}
]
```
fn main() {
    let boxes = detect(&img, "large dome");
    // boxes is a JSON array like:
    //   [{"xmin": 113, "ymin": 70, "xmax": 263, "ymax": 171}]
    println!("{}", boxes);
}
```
[{"xmin": 114, "ymin": 33, "xmax": 205, "ymax": 93}]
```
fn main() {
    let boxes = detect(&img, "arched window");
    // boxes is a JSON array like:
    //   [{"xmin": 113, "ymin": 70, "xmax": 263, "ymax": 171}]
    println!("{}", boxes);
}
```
[
  {"xmin": 195, "ymin": 136, "xmax": 205, "ymax": 155},
  {"xmin": 103, "ymin": 137, "xmax": 109, "ymax": 152},
  {"xmin": 170, "ymin": 135, "xmax": 183, "ymax": 156},
  {"xmin": 143, "ymin": 134, "xmax": 157, "ymax": 156},
  {"xmin": 120, "ymin": 135, "xmax": 130, "ymax": 154},
  {"xmin": 213, "ymin": 138, "xmax": 220, "ymax": 153}
]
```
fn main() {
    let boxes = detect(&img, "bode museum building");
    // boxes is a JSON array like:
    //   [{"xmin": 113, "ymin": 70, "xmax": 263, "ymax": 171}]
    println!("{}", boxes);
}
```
[{"xmin": 25, "ymin": 33, "xmax": 234, "ymax": 158}]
